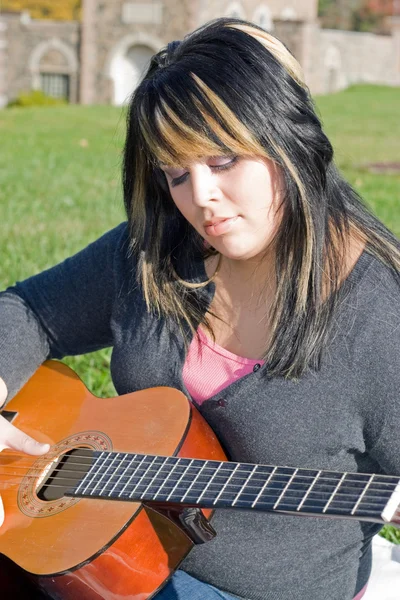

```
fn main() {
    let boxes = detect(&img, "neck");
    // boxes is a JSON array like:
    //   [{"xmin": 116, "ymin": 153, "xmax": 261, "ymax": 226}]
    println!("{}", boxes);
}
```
[
  {"xmin": 68, "ymin": 450, "xmax": 400, "ymax": 527},
  {"xmin": 207, "ymin": 246, "xmax": 275, "ymax": 285},
  {"xmin": 206, "ymin": 252, "xmax": 276, "ymax": 312}
]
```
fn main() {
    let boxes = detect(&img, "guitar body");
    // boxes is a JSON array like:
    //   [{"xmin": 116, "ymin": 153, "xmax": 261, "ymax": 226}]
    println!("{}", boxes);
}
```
[{"xmin": 0, "ymin": 362, "xmax": 227, "ymax": 599}]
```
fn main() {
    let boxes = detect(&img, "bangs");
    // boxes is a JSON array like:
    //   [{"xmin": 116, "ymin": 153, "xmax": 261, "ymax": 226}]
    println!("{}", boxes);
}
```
[{"xmin": 137, "ymin": 72, "xmax": 265, "ymax": 167}]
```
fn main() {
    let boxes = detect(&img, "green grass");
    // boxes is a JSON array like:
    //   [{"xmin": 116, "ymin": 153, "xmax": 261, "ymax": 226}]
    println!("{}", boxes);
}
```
[{"xmin": 1, "ymin": 85, "xmax": 400, "ymax": 542}]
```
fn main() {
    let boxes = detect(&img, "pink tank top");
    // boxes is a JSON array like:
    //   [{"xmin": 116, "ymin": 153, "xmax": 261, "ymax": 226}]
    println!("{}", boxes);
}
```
[
  {"xmin": 182, "ymin": 329, "xmax": 368, "ymax": 600},
  {"xmin": 183, "ymin": 326, "xmax": 264, "ymax": 404}
]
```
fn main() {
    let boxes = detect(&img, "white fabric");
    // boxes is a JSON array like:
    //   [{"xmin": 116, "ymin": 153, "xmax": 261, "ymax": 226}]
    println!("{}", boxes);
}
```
[{"xmin": 363, "ymin": 536, "xmax": 400, "ymax": 599}]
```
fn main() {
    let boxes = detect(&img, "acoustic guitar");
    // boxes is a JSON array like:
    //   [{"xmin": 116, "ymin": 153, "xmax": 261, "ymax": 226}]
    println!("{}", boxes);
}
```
[{"xmin": 0, "ymin": 361, "xmax": 399, "ymax": 599}]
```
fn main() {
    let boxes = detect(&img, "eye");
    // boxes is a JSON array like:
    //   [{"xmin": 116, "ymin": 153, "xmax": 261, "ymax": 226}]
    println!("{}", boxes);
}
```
[
  {"xmin": 208, "ymin": 156, "xmax": 238, "ymax": 169},
  {"xmin": 165, "ymin": 155, "xmax": 239, "ymax": 188}
]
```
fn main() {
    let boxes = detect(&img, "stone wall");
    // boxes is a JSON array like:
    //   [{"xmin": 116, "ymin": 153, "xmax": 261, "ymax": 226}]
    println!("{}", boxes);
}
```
[
  {"xmin": 0, "ymin": 11, "xmax": 79, "ymax": 107},
  {"xmin": 307, "ymin": 23, "xmax": 400, "ymax": 95},
  {"xmin": 90, "ymin": 0, "xmax": 317, "ymax": 105},
  {"xmin": 214, "ymin": 0, "xmax": 318, "ymax": 24},
  {"xmin": 1, "ymin": 1, "xmax": 399, "ymax": 108},
  {"xmin": 81, "ymin": 0, "xmax": 193, "ymax": 105}
]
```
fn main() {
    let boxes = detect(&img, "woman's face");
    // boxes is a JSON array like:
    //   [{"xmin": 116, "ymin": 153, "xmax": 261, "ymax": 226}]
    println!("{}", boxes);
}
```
[{"xmin": 160, "ymin": 155, "xmax": 285, "ymax": 262}]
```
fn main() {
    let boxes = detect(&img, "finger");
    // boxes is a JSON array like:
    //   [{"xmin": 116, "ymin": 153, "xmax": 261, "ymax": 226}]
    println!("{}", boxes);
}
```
[
  {"xmin": 1, "ymin": 419, "xmax": 49, "ymax": 456},
  {"xmin": 0, "ymin": 495, "xmax": 4, "ymax": 527},
  {"xmin": 0, "ymin": 378, "xmax": 7, "ymax": 408},
  {"xmin": 8, "ymin": 436, "xmax": 50, "ymax": 456}
]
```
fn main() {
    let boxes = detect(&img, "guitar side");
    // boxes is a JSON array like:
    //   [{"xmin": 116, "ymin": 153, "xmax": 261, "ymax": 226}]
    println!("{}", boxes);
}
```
[{"xmin": 0, "ymin": 361, "xmax": 227, "ymax": 599}]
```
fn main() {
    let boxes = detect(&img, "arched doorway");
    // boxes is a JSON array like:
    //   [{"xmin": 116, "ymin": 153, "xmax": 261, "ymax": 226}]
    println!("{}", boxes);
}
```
[
  {"xmin": 252, "ymin": 5, "xmax": 274, "ymax": 32},
  {"xmin": 110, "ymin": 44, "xmax": 154, "ymax": 106},
  {"xmin": 225, "ymin": 2, "xmax": 246, "ymax": 19},
  {"xmin": 324, "ymin": 45, "xmax": 342, "ymax": 93}
]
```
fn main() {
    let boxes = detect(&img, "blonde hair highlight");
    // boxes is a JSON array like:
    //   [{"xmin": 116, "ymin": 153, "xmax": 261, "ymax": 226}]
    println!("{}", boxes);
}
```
[{"xmin": 125, "ymin": 19, "xmax": 400, "ymax": 375}]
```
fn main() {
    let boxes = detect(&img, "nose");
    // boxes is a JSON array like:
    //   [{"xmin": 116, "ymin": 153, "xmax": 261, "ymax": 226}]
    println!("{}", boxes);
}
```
[{"xmin": 190, "ymin": 164, "xmax": 219, "ymax": 207}]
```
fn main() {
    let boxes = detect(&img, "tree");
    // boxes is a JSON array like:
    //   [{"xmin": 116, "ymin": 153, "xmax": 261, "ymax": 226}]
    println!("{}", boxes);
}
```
[
  {"xmin": 0, "ymin": 0, "xmax": 82, "ymax": 21},
  {"xmin": 318, "ymin": 0, "xmax": 388, "ymax": 31}
]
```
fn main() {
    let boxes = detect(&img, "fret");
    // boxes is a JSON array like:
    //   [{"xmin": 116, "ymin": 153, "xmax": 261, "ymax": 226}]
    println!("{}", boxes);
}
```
[
  {"xmin": 126, "ymin": 456, "xmax": 173, "ymax": 501},
  {"xmin": 69, "ymin": 452, "xmax": 400, "ymax": 526},
  {"xmin": 164, "ymin": 459, "xmax": 195, "ymax": 502},
  {"xmin": 252, "ymin": 467, "xmax": 305, "ymax": 511},
  {"xmin": 165, "ymin": 460, "xmax": 238, "ymax": 505},
  {"xmin": 197, "ymin": 461, "xmax": 224, "ymax": 504},
  {"xmin": 180, "ymin": 460, "xmax": 212, "ymax": 503},
  {"xmin": 214, "ymin": 462, "xmax": 241, "ymax": 505},
  {"xmin": 232, "ymin": 465, "xmax": 258, "ymax": 507},
  {"xmin": 355, "ymin": 474, "xmax": 399, "ymax": 514},
  {"xmin": 183, "ymin": 461, "xmax": 226, "ymax": 505},
  {"xmin": 291, "ymin": 470, "xmax": 349, "ymax": 515},
  {"xmin": 322, "ymin": 471, "xmax": 346, "ymax": 513},
  {"xmin": 273, "ymin": 468, "xmax": 299, "ymax": 510},
  {"xmin": 351, "ymin": 474, "xmax": 375, "ymax": 515},
  {"xmin": 75, "ymin": 451, "xmax": 105, "ymax": 495},
  {"xmin": 150, "ymin": 456, "xmax": 184, "ymax": 501},
  {"xmin": 252, "ymin": 466, "xmax": 277, "ymax": 508},
  {"xmin": 117, "ymin": 454, "xmax": 147, "ymax": 498},
  {"xmin": 297, "ymin": 470, "xmax": 322, "ymax": 512},
  {"xmin": 322, "ymin": 473, "xmax": 386, "ymax": 517},
  {"xmin": 178, "ymin": 462, "xmax": 261, "ymax": 507},
  {"xmin": 117, "ymin": 455, "xmax": 174, "ymax": 500},
  {"xmin": 90, "ymin": 452, "xmax": 121, "ymax": 496},
  {"xmin": 139, "ymin": 457, "xmax": 195, "ymax": 502},
  {"xmin": 128, "ymin": 455, "xmax": 159, "ymax": 499},
  {"xmin": 221, "ymin": 464, "xmax": 277, "ymax": 509},
  {"xmin": 167, "ymin": 465, "xmax": 195, "ymax": 501},
  {"xmin": 104, "ymin": 453, "xmax": 136, "ymax": 497}
]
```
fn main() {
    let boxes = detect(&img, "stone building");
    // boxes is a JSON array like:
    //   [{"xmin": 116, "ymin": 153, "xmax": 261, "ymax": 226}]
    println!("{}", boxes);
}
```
[{"xmin": 0, "ymin": 0, "xmax": 399, "ymax": 108}]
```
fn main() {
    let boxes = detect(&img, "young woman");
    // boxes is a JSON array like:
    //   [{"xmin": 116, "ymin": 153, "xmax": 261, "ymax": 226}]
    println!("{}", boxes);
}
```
[{"xmin": 0, "ymin": 17, "xmax": 399, "ymax": 600}]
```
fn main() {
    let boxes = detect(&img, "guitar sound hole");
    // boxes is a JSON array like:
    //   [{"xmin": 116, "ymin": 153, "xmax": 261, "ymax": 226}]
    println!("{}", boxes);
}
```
[{"xmin": 37, "ymin": 448, "xmax": 94, "ymax": 501}]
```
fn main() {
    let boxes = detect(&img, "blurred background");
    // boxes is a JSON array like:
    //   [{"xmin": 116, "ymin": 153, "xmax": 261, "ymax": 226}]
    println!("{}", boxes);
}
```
[
  {"xmin": 1, "ymin": 0, "xmax": 400, "ymax": 104},
  {"xmin": 0, "ymin": 0, "xmax": 399, "ymax": 543}
]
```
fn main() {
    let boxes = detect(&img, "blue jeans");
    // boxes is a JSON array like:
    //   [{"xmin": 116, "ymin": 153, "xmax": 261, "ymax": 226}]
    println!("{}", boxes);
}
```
[{"xmin": 153, "ymin": 570, "xmax": 240, "ymax": 599}]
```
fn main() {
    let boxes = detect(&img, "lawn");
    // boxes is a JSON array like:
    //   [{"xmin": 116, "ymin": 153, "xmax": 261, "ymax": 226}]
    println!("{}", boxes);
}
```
[{"xmin": 1, "ymin": 84, "xmax": 400, "ymax": 541}]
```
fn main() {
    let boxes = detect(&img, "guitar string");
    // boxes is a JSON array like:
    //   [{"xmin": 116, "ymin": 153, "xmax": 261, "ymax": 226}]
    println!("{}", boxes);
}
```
[
  {"xmin": 0, "ymin": 462, "xmax": 398, "ymax": 488},
  {"xmin": 0, "ymin": 454, "xmax": 399, "ymax": 488},
  {"xmin": 0, "ymin": 472, "xmax": 397, "ymax": 511},
  {"xmin": 0, "ymin": 470, "xmax": 399, "ymax": 506},
  {"xmin": 1, "ymin": 448, "xmax": 399, "ymax": 482},
  {"xmin": 1, "ymin": 467, "xmax": 397, "ymax": 495},
  {"xmin": 0, "ymin": 482, "xmax": 397, "ymax": 516}
]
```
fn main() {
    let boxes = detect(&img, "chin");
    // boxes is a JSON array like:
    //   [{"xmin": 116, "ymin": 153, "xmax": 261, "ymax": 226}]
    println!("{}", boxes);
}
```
[{"xmin": 220, "ymin": 247, "xmax": 255, "ymax": 261}]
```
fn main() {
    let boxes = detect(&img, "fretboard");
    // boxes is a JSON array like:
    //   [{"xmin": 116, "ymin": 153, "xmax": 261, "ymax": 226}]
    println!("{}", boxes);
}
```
[{"xmin": 68, "ymin": 452, "xmax": 400, "ymax": 524}]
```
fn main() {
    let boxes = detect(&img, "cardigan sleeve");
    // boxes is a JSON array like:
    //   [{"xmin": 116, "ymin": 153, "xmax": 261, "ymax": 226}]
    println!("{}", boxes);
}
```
[
  {"xmin": 365, "ymin": 328, "xmax": 400, "ymax": 476},
  {"xmin": 0, "ymin": 222, "xmax": 130, "ymax": 401},
  {"xmin": 354, "ymin": 260, "xmax": 400, "ymax": 477}
]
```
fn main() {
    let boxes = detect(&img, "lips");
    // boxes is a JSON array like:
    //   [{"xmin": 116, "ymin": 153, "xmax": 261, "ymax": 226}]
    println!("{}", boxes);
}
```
[
  {"xmin": 203, "ymin": 216, "xmax": 239, "ymax": 236},
  {"xmin": 203, "ymin": 217, "xmax": 232, "ymax": 227}
]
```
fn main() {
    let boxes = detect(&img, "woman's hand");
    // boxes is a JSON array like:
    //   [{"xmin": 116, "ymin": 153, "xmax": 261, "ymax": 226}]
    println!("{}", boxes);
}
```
[{"xmin": 0, "ymin": 378, "xmax": 50, "ymax": 526}]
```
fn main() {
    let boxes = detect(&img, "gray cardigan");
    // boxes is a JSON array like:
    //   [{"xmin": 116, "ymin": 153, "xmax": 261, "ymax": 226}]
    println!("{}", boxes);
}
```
[{"xmin": 1, "ymin": 222, "xmax": 400, "ymax": 600}]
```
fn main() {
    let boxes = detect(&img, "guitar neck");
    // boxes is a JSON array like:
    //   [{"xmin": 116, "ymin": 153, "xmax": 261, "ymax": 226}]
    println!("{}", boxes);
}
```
[{"xmin": 67, "ymin": 451, "xmax": 400, "ymax": 526}]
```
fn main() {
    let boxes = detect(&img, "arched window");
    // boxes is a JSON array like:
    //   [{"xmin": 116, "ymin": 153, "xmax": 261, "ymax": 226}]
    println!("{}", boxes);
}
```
[
  {"xmin": 29, "ymin": 39, "xmax": 78, "ymax": 103},
  {"xmin": 253, "ymin": 5, "xmax": 273, "ymax": 32},
  {"xmin": 281, "ymin": 7, "xmax": 297, "ymax": 21},
  {"xmin": 39, "ymin": 49, "xmax": 70, "ymax": 100},
  {"xmin": 225, "ymin": 2, "xmax": 245, "ymax": 19}
]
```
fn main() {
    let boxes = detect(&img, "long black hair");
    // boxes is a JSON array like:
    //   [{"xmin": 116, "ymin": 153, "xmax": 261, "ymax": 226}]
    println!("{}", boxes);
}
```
[{"xmin": 122, "ymin": 17, "xmax": 400, "ymax": 377}]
